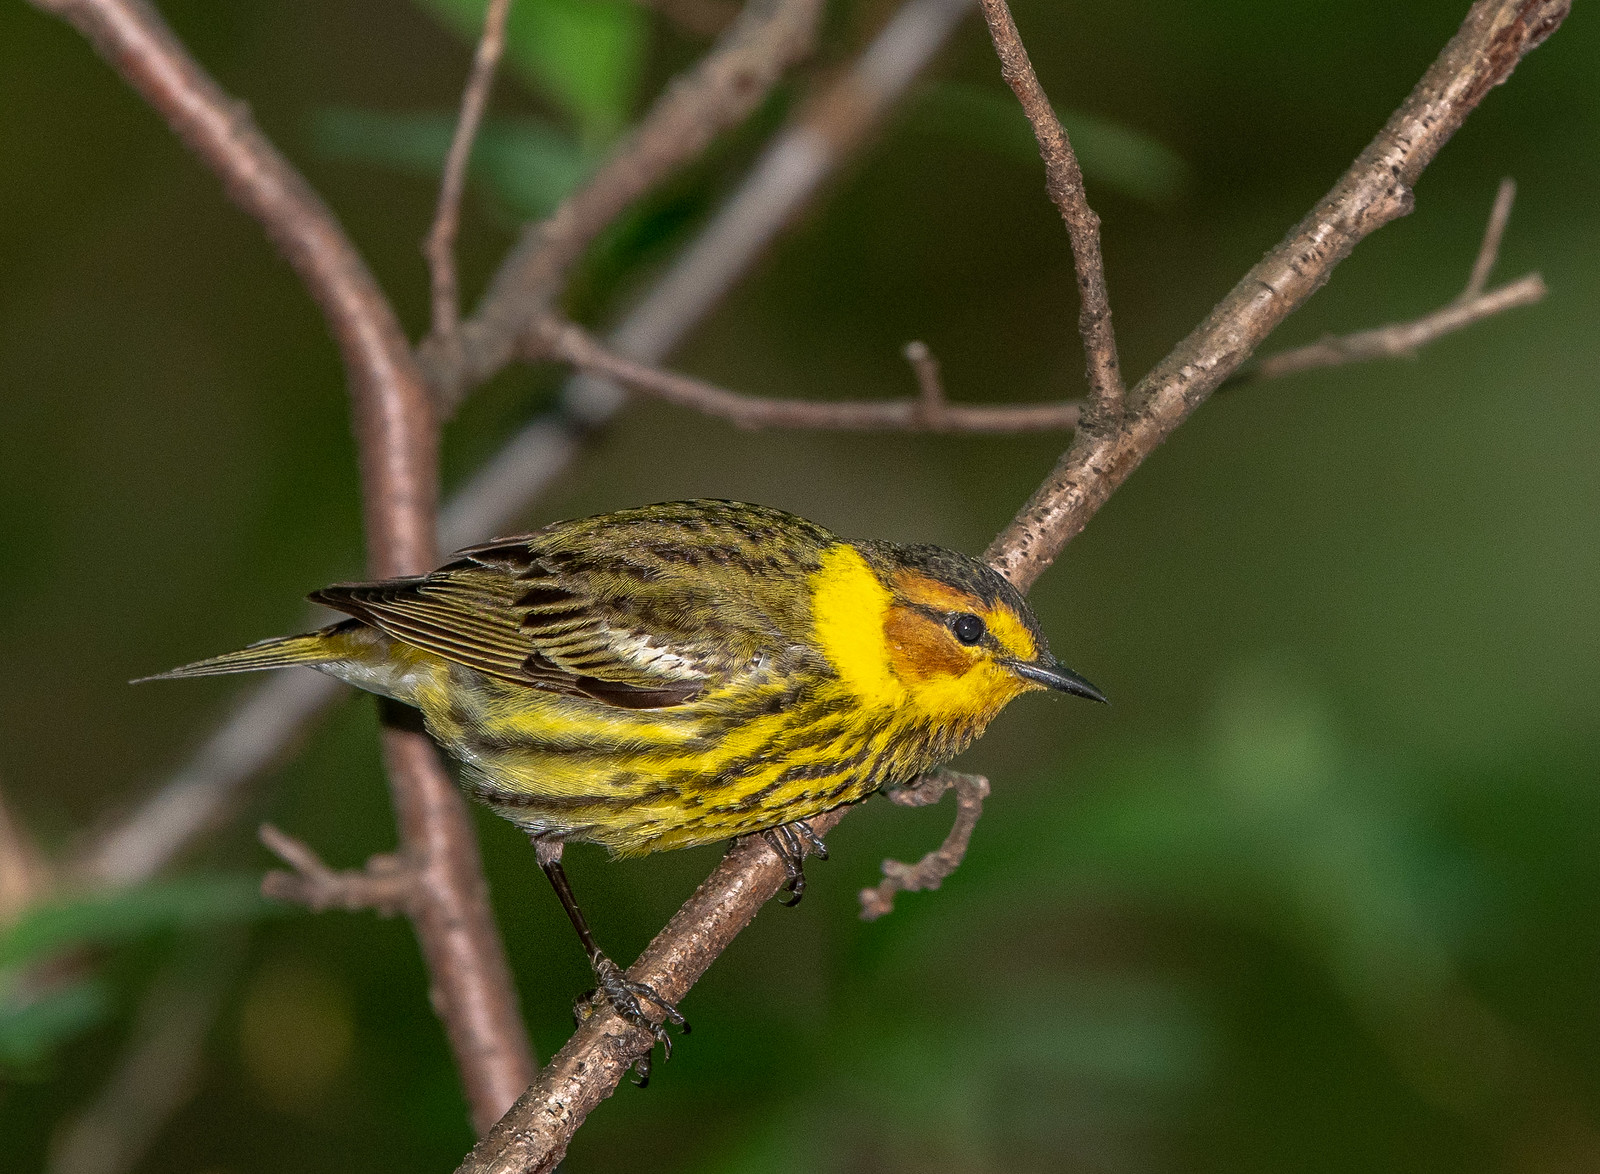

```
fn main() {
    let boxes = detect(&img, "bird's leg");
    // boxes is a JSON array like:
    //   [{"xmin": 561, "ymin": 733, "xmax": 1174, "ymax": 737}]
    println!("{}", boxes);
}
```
[
  {"xmin": 533, "ymin": 839, "xmax": 688, "ymax": 1087},
  {"xmin": 758, "ymin": 819, "xmax": 828, "ymax": 907}
]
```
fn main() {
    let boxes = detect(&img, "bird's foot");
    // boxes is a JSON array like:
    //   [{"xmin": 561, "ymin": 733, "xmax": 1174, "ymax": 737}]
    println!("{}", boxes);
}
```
[
  {"xmin": 760, "ymin": 820, "xmax": 828, "ymax": 907},
  {"xmin": 575, "ymin": 953, "xmax": 689, "ymax": 1088}
]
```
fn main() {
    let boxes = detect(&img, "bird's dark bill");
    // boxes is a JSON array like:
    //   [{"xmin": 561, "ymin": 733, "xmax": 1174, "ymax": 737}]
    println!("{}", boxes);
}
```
[{"xmin": 1011, "ymin": 659, "xmax": 1108, "ymax": 703}]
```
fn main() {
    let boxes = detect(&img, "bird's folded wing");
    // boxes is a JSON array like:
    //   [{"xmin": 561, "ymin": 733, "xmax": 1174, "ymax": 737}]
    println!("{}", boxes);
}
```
[{"xmin": 309, "ymin": 557, "xmax": 707, "ymax": 709}]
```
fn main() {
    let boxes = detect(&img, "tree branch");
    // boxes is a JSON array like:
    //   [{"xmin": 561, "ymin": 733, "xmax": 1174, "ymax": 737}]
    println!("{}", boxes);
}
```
[
  {"xmin": 974, "ymin": 0, "xmax": 1123, "ymax": 423},
  {"xmin": 259, "ymin": 823, "xmax": 416, "ymax": 917},
  {"xmin": 985, "ymin": 0, "xmax": 1567, "ymax": 593},
  {"xmin": 426, "ymin": 0, "xmax": 515, "ymax": 386},
  {"xmin": 420, "ymin": 0, "xmax": 825, "ymax": 408},
  {"xmin": 858, "ymin": 770, "xmax": 990, "ymax": 921},
  {"xmin": 533, "ymin": 316, "xmax": 1085, "ymax": 431},
  {"xmin": 457, "ymin": 3, "xmax": 1566, "ymax": 1168},
  {"xmin": 32, "ymin": 0, "xmax": 534, "ymax": 1132},
  {"xmin": 1234, "ymin": 178, "xmax": 1543, "ymax": 385}
]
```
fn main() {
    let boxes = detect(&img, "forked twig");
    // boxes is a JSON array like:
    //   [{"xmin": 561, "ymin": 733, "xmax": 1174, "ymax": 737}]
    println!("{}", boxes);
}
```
[
  {"xmin": 259, "ymin": 823, "xmax": 416, "ymax": 917},
  {"xmin": 534, "ymin": 316, "xmax": 1086, "ymax": 431},
  {"xmin": 1236, "ymin": 177, "xmax": 1543, "ymax": 385},
  {"xmin": 859, "ymin": 771, "xmax": 990, "ymax": 921}
]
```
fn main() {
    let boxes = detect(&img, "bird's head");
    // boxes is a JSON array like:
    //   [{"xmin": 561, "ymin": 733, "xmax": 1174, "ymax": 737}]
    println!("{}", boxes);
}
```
[{"xmin": 808, "ymin": 540, "xmax": 1105, "ymax": 727}]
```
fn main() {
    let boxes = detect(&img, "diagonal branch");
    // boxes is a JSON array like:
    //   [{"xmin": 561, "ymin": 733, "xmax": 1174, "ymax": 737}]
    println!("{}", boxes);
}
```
[
  {"xmin": 1233, "ymin": 177, "xmax": 1543, "ymax": 385},
  {"xmin": 974, "ymin": 0, "xmax": 1123, "ymax": 423},
  {"xmin": 426, "ymin": 0, "xmax": 515, "ymax": 377},
  {"xmin": 420, "ymin": 0, "xmax": 825, "ymax": 408},
  {"xmin": 457, "ymin": 3, "xmax": 1566, "ymax": 1169},
  {"xmin": 32, "ymin": 0, "xmax": 535, "ymax": 1133}
]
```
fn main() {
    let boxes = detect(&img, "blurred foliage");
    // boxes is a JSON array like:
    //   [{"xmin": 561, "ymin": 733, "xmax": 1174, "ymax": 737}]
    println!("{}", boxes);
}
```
[
  {"xmin": 2, "ymin": 0, "xmax": 1597, "ymax": 1171},
  {"xmin": 313, "ymin": 108, "xmax": 591, "ymax": 219},
  {"xmin": 0, "ymin": 877, "xmax": 275, "ymax": 1072}
]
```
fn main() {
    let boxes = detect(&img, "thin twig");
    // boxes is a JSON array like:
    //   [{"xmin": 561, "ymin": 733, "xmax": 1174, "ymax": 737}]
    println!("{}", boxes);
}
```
[
  {"xmin": 1234, "ymin": 178, "xmax": 1543, "ymax": 385},
  {"xmin": 859, "ymin": 770, "xmax": 990, "ymax": 920},
  {"xmin": 1465, "ymin": 176, "xmax": 1517, "ymax": 298},
  {"xmin": 33, "ymin": 0, "xmax": 535, "ymax": 1132},
  {"xmin": 1243, "ymin": 274, "xmax": 1545, "ymax": 383},
  {"xmin": 421, "ymin": 0, "xmax": 826, "ymax": 408},
  {"xmin": 535, "ymin": 316, "xmax": 1084, "ymax": 431},
  {"xmin": 259, "ymin": 823, "xmax": 416, "ymax": 916},
  {"xmin": 459, "ymin": 4, "xmax": 1566, "ymax": 1167},
  {"xmin": 903, "ymin": 340, "xmax": 947, "ymax": 426},
  {"xmin": 974, "ymin": 0, "xmax": 1123, "ymax": 424},
  {"xmin": 426, "ymin": 0, "xmax": 515, "ymax": 392}
]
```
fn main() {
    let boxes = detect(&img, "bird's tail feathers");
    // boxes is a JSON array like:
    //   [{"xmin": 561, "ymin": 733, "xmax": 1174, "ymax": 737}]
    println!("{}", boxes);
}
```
[{"xmin": 133, "ymin": 626, "xmax": 349, "ymax": 683}]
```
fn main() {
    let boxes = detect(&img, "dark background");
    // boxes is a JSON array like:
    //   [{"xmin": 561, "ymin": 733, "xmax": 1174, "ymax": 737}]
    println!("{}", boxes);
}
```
[{"xmin": 2, "ymin": 1, "xmax": 1597, "ymax": 1170}]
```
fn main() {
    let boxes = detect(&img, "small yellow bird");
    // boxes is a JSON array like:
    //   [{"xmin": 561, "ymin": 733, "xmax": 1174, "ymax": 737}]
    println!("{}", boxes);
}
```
[{"xmin": 146, "ymin": 500, "xmax": 1103, "ymax": 1065}]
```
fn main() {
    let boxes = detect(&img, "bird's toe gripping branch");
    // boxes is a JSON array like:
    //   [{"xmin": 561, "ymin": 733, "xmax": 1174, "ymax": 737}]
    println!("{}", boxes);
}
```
[
  {"xmin": 759, "ymin": 819, "xmax": 829, "ymax": 906},
  {"xmin": 578, "ymin": 953, "xmax": 690, "ymax": 1088}
]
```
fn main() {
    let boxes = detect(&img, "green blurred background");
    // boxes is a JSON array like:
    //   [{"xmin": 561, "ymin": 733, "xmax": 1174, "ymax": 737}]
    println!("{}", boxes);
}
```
[{"xmin": 2, "ymin": 0, "xmax": 1597, "ymax": 1170}]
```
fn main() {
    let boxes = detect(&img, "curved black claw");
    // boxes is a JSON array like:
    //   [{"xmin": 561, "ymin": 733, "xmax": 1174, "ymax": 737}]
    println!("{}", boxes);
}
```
[
  {"xmin": 576, "ymin": 954, "xmax": 688, "ymax": 1088},
  {"xmin": 761, "ymin": 821, "xmax": 828, "ymax": 906}
]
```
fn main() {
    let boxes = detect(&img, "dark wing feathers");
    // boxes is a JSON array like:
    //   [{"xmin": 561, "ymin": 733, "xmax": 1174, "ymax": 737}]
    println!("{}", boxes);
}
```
[{"xmin": 308, "ymin": 501, "xmax": 838, "ymax": 709}]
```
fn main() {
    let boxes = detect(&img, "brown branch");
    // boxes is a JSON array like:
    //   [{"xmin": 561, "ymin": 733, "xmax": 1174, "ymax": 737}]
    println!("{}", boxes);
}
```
[
  {"xmin": 1235, "ymin": 178, "xmax": 1543, "ymax": 385},
  {"xmin": 426, "ymin": 0, "xmax": 515, "ymax": 391},
  {"xmin": 985, "ymin": 0, "xmax": 1567, "ymax": 593},
  {"xmin": 535, "ymin": 316, "xmax": 1084, "ymax": 431},
  {"xmin": 458, "ymin": 3, "xmax": 1565, "ymax": 1168},
  {"xmin": 974, "ymin": 0, "xmax": 1123, "ymax": 424},
  {"xmin": 259, "ymin": 823, "xmax": 416, "ymax": 917},
  {"xmin": 79, "ymin": 0, "xmax": 979, "ymax": 898},
  {"xmin": 1244, "ymin": 274, "xmax": 1544, "ymax": 383},
  {"xmin": 33, "ymin": 0, "xmax": 534, "ymax": 1132},
  {"xmin": 859, "ymin": 770, "xmax": 990, "ymax": 921},
  {"xmin": 421, "ymin": 0, "xmax": 825, "ymax": 408}
]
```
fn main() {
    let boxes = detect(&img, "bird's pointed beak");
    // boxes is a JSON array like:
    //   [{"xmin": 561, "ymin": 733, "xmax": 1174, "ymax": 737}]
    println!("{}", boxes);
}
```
[{"xmin": 1009, "ymin": 657, "xmax": 1108, "ymax": 703}]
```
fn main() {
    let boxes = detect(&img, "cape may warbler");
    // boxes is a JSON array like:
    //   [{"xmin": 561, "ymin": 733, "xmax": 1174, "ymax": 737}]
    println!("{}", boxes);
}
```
[{"xmin": 147, "ymin": 500, "xmax": 1103, "ymax": 1065}]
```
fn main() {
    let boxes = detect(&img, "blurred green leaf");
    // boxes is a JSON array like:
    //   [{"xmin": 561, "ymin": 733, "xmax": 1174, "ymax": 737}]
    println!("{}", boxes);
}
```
[
  {"xmin": 703, "ymin": 977, "xmax": 1208, "ymax": 1173},
  {"xmin": 910, "ymin": 82, "xmax": 1190, "ymax": 204},
  {"xmin": 313, "ymin": 108, "xmax": 589, "ymax": 219},
  {"xmin": 0, "ymin": 875, "xmax": 271, "ymax": 970},
  {"xmin": 0, "ymin": 978, "xmax": 112, "ymax": 1071},
  {"xmin": 413, "ymin": 0, "xmax": 648, "ymax": 141}
]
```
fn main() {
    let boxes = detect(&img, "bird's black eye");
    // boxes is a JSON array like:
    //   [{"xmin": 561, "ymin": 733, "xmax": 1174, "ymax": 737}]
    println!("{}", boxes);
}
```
[{"xmin": 950, "ymin": 613, "xmax": 986, "ymax": 645}]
